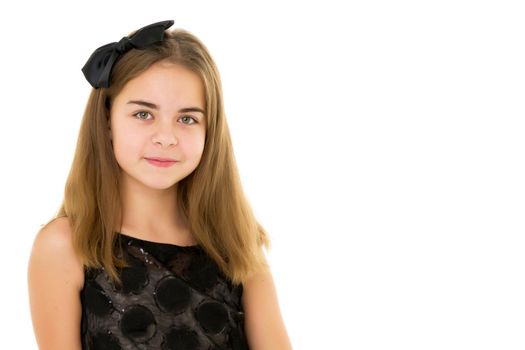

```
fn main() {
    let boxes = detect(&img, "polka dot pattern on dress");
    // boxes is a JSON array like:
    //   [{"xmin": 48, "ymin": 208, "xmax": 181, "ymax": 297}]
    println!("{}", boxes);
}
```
[{"xmin": 80, "ymin": 232, "xmax": 249, "ymax": 350}]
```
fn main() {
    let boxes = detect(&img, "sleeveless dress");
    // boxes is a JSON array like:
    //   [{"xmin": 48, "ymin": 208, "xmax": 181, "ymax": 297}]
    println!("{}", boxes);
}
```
[{"xmin": 80, "ymin": 232, "xmax": 249, "ymax": 350}]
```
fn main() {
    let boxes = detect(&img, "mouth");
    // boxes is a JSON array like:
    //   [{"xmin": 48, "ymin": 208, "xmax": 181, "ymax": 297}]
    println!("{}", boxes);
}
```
[
  {"xmin": 145, "ymin": 158, "xmax": 178, "ymax": 168},
  {"xmin": 145, "ymin": 157, "xmax": 177, "ymax": 162}
]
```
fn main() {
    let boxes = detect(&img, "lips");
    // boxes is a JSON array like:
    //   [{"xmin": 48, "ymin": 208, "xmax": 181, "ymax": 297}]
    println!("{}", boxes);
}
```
[
  {"xmin": 145, "ymin": 157, "xmax": 177, "ymax": 162},
  {"xmin": 145, "ymin": 157, "xmax": 178, "ymax": 168}
]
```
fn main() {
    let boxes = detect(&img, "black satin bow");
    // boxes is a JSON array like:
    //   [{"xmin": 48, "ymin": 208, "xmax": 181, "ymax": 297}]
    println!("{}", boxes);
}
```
[{"xmin": 81, "ymin": 20, "xmax": 174, "ymax": 89}]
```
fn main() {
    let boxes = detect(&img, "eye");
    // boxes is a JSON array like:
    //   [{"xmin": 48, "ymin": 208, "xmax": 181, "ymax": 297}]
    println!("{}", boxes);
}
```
[
  {"xmin": 180, "ymin": 115, "xmax": 198, "ymax": 125},
  {"xmin": 133, "ymin": 111, "xmax": 152, "ymax": 120}
]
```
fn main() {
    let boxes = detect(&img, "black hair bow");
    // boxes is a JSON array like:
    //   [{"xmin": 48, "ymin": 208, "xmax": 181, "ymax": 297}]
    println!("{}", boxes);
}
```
[{"xmin": 81, "ymin": 20, "xmax": 174, "ymax": 89}]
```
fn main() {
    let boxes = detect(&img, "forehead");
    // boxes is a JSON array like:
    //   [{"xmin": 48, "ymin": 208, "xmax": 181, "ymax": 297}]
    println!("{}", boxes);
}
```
[{"xmin": 115, "ymin": 61, "xmax": 205, "ymax": 109}]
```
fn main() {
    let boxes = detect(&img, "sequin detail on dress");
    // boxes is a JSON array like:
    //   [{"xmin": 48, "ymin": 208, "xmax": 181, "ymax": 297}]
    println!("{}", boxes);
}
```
[{"xmin": 80, "ymin": 233, "xmax": 249, "ymax": 350}]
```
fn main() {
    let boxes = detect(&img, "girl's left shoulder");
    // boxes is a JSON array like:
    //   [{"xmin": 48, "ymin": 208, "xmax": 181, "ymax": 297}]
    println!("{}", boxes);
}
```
[{"xmin": 241, "ymin": 255, "xmax": 293, "ymax": 349}]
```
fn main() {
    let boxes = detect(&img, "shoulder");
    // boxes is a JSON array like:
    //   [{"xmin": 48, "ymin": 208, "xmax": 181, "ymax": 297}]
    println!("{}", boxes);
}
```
[
  {"xmin": 27, "ymin": 216, "xmax": 85, "ymax": 349},
  {"xmin": 28, "ymin": 216, "xmax": 85, "ymax": 290},
  {"xmin": 241, "ymin": 253, "xmax": 293, "ymax": 349}
]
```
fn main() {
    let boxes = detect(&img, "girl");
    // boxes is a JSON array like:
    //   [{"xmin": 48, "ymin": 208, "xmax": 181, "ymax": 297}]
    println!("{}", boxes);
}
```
[{"xmin": 28, "ymin": 20, "xmax": 292, "ymax": 350}]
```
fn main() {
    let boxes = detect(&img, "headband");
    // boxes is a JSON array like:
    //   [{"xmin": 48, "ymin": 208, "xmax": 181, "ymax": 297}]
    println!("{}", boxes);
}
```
[{"xmin": 81, "ymin": 20, "xmax": 174, "ymax": 89}]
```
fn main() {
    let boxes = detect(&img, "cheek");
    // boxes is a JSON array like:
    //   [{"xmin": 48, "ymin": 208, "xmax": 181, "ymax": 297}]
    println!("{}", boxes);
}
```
[
  {"xmin": 112, "ymin": 126, "xmax": 144, "ymax": 162},
  {"xmin": 184, "ymin": 131, "xmax": 206, "ymax": 158}
]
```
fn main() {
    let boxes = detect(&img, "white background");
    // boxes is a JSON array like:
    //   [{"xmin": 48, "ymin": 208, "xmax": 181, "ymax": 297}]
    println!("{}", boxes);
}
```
[{"xmin": 1, "ymin": 1, "xmax": 524, "ymax": 349}]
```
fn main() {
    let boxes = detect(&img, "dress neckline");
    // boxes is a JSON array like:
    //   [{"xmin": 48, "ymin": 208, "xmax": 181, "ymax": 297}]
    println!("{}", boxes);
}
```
[{"xmin": 116, "ymin": 231, "xmax": 201, "ymax": 249}]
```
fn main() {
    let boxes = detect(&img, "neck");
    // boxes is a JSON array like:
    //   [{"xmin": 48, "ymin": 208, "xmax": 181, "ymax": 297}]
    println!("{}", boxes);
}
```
[{"xmin": 118, "ymin": 174, "xmax": 188, "ymax": 238}]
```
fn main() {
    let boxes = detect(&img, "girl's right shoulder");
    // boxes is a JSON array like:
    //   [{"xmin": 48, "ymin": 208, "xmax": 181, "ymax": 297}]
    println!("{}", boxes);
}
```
[
  {"xmin": 28, "ymin": 216, "xmax": 85, "ymax": 349},
  {"xmin": 29, "ymin": 216, "xmax": 85, "ymax": 290}
]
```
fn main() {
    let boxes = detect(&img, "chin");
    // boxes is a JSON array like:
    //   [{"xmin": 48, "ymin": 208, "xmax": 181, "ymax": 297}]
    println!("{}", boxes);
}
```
[{"xmin": 144, "ymin": 179, "xmax": 181, "ymax": 191}]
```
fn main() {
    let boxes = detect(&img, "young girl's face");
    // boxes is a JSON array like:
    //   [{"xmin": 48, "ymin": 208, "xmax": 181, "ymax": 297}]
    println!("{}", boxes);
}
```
[{"xmin": 109, "ymin": 60, "xmax": 207, "ymax": 190}]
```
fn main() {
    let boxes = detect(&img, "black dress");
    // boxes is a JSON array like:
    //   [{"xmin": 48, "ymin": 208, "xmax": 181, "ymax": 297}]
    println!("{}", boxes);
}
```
[{"xmin": 80, "ymin": 232, "xmax": 249, "ymax": 350}]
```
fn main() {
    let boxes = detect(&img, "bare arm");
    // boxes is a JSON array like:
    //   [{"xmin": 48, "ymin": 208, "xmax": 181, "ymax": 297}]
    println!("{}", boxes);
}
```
[
  {"xmin": 242, "ymin": 253, "xmax": 293, "ymax": 350},
  {"xmin": 27, "ymin": 217, "xmax": 85, "ymax": 350}
]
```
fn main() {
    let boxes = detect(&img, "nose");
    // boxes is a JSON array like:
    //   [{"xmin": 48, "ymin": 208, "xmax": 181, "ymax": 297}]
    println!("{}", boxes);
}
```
[{"xmin": 152, "ymin": 120, "xmax": 178, "ymax": 147}]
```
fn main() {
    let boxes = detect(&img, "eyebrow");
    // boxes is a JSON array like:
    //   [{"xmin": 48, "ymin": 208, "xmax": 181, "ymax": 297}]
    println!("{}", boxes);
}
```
[{"xmin": 126, "ymin": 100, "xmax": 205, "ymax": 114}]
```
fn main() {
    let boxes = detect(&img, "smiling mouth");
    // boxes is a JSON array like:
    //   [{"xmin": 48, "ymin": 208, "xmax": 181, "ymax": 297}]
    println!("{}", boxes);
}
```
[
  {"xmin": 145, "ymin": 157, "xmax": 177, "ymax": 162},
  {"xmin": 145, "ymin": 158, "xmax": 178, "ymax": 168}
]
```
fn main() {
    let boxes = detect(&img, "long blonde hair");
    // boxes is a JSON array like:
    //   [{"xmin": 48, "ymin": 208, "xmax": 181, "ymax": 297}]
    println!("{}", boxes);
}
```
[{"xmin": 47, "ymin": 27, "xmax": 269, "ymax": 286}]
